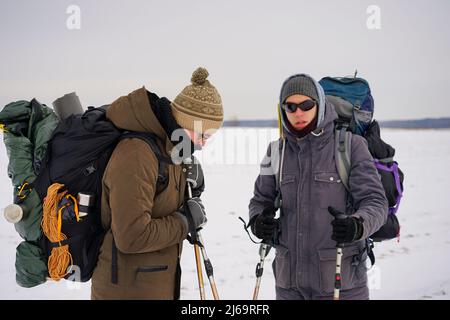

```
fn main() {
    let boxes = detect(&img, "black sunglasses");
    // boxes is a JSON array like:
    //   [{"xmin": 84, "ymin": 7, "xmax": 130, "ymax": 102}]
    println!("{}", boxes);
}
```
[{"xmin": 282, "ymin": 99, "xmax": 316, "ymax": 113}]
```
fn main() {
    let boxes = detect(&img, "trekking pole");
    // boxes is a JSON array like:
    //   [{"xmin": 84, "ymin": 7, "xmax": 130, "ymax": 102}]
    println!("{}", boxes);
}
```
[
  {"xmin": 253, "ymin": 243, "xmax": 271, "ymax": 300},
  {"xmin": 194, "ymin": 242, "xmax": 206, "ymax": 300},
  {"xmin": 334, "ymin": 244, "xmax": 344, "ymax": 300},
  {"xmin": 185, "ymin": 182, "xmax": 206, "ymax": 300},
  {"xmin": 197, "ymin": 232, "xmax": 220, "ymax": 300},
  {"xmin": 332, "ymin": 210, "xmax": 346, "ymax": 300},
  {"xmin": 186, "ymin": 183, "xmax": 219, "ymax": 300}
]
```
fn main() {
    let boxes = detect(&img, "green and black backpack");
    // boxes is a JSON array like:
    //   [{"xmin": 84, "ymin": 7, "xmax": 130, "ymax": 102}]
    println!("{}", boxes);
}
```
[{"xmin": 0, "ymin": 98, "xmax": 170, "ymax": 287}]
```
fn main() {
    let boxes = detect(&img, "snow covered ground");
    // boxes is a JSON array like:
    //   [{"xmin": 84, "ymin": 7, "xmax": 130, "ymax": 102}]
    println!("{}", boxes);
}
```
[{"xmin": 0, "ymin": 128, "xmax": 449, "ymax": 300}]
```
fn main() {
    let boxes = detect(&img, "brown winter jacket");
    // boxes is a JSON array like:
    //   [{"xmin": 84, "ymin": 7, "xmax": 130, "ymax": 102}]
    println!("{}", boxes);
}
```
[{"xmin": 91, "ymin": 87, "xmax": 188, "ymax": 300}]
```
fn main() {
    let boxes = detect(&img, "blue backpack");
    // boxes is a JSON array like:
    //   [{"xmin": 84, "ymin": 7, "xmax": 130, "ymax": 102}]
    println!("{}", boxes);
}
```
[
  {"xmin": 319, "ymin": 76, "xmax": 374, "ymax": 135},
  {"xmin": 319, "ymin": 75, "xmax": 404, "ymax": 265}
]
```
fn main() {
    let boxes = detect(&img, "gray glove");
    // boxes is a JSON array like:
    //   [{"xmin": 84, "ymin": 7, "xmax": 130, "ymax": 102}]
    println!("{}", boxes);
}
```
[
  {"xmin": 178, "ymin": 197, "xmax": 208, "ymax": 233},
  {"xmin": 183, "ymin": 156, "xmax": 205, "ymax": 197}
]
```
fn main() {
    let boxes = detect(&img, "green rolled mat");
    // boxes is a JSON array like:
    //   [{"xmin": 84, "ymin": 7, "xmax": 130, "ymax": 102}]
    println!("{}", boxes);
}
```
[
  {"xmin": 15, "ymin": 241, "xmax": 48, "ymax": 288},
  {"xmin": 12, "ymin": 190, "xmax": 43, "ymax": 242}
]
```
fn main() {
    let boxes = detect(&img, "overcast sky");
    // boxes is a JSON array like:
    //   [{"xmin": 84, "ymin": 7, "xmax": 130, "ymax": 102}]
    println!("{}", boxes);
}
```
[{"xmin": 1, "ymin": 0, "xmax": 449, "ymax": 121}]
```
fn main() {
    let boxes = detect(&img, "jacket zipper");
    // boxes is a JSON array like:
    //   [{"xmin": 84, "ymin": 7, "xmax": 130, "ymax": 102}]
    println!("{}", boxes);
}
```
[{"xmin": 136, "ymin": 265, "xmax": 168, "ymax": 273}]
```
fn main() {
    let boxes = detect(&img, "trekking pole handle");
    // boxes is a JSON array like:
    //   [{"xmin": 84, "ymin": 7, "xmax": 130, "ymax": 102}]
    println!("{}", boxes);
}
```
[{"xmin": 334, "ymin": 212, "xmax": 346, "ymax": 248}]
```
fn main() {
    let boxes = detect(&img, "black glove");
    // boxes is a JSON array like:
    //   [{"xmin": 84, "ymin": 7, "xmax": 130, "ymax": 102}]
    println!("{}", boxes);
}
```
[
  {"xmin": 328, "ymin": 206, "xmax": 364, "ymax": 244},
  {"xmin": 183, "ymin": 156, "xmax": 205, "ymax": 197},
  {"xmin": 250, "ymin": 207, "xmax": 279, "ymax": 242},
  {"xmin": 179, "ymin": 197, "xmax": 208, "ymax": 233}
]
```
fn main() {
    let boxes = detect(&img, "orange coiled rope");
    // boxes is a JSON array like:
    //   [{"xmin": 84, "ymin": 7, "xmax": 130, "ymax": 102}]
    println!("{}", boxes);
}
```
[{"xmin": 42, "ymin": 183, "xmax": 79, "ymax": 281}]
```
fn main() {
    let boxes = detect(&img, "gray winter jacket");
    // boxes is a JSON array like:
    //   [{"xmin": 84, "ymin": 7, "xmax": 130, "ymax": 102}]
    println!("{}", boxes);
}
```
[{"xmin": 249, "ymin": 76, "xmax": 388, "ymax": 296}]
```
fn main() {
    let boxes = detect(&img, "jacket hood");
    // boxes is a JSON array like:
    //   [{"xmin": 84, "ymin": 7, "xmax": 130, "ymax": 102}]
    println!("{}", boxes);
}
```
[
  {"xmin": 278, "ymin": 73, "xmax": 327, "ymax": 138},
  {"xmin": 106, "ymin": 86, "xmax": 166, "ymax": 140}
]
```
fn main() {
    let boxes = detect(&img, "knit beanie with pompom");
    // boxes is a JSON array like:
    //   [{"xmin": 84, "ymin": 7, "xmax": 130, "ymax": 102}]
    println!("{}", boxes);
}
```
[{"xmin": 171, "ymin": 67, "xmax": 223, "ymax": 133}]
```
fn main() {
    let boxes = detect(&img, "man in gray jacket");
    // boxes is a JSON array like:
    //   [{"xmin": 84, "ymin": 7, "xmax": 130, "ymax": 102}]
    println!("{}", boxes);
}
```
[{"xmin": 248, "ymin": 74, "xmax": 388, "ymax": 300}]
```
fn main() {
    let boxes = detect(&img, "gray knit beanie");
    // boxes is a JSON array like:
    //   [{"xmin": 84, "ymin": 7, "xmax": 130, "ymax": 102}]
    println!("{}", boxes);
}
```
[{"xmin": 280, "ymin": 75, "xmax": 319, "ymax": 103}]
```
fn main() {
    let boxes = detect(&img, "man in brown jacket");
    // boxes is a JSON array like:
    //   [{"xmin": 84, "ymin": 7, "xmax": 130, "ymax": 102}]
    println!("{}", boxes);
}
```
[{"xmin": 91, "ymin": 67, "xmax": 223, "ymax": 299}]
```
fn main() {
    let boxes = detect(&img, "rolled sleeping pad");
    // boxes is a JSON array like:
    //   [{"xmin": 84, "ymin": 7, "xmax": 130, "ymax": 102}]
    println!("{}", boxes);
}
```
[{"xmin": 52, "ymin": 92, "xmax": 84, "ymax": 120}]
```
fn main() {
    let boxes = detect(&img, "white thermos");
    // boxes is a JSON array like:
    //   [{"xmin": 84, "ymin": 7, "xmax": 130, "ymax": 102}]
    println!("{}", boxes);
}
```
[{"xmin": 77, "ymin": 192, "xmax": 95, "ymax": 217}]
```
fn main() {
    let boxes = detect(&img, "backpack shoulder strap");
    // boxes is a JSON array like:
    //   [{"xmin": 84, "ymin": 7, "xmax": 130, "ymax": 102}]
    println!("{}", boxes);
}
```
[
  {"xmin": 119, "ymin": 132, "xmax": 172, "ymax": 196},
  {"xmin": 334, "ymin": 127, "xmax": 379, "ymax": 266},
  {"xmin": 334, "ymin": 124, "xmax": 352, "ymax": 192},
  {"xmin": 334, "ymin": 125, "xmax": 379, "ymax": 266}
]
